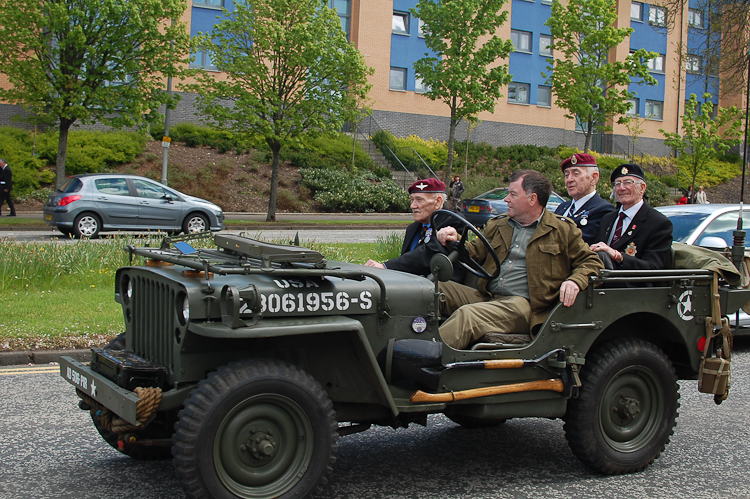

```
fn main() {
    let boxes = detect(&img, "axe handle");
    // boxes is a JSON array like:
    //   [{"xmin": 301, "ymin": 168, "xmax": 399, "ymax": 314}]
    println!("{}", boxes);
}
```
[
  {"xmin": 482, "ymin": 359, "xmax": 524, "ymax": 369},
  {"xmin": 409, "ymin": 378, "xmax": 564, "ymax": 403}
]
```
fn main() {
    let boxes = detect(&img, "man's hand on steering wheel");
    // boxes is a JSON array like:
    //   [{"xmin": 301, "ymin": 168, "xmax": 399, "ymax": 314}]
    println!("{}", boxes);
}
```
[{"xmin": 431, "ymin": 209, "xmax": 501, "ymax": 280}]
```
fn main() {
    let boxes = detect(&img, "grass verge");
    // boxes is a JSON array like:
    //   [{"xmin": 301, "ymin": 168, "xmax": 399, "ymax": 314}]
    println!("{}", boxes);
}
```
[{"xmin": 0, "ymin": 234, "xmax": 400, "ymax": 350}]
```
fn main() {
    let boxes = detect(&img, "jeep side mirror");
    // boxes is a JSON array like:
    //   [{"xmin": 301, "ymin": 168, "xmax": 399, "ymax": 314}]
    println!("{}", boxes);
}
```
[{"xmin": 429, "ymin": 253, "xmax": 454, "ymax": 283}]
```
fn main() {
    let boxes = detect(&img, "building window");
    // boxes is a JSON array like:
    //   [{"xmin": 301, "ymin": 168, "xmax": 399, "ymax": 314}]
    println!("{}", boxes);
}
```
[
  {"xmin": 688, "ymin": 8, "xmax": 703, "ymax": 28},
  {"xmin": 647, "ymin": 54, "xmax": 665, "ymax": 72},
  {"xmin": 193, "ymin": 0, "xmax": 223, "ymax": 7},
  {"xmin": 645, "ymin": 100, "xmax": 663, "ymax": 120},
  {"xmin": 393, "ymin": 12, "xmax": 409, "ymax": 35},
  {"xmin": 511, "ymin": 30, "xmax": 532, "ymax": 53},
  {"xmin": 508, "ymin": 82, "xmax": 530, "ymax": 104},
  {"xmin": 649, "ymin": 5, "xmax": 666, "ymax": 26},
  {"xmin": 627, "ymin": 98, "xmax": 639, "ymax": 116},
  {"xmin": 390, "ymin": 67, "xmax": 407, "ymax": 90},
  {"xmin": 190, "ymin": 50, "xmax": 217, "ymax": 70},
  {"xmin": 540, "ymin": 34, "xmax": 553, "ymax": 56},
  {"xmin": 631, "ymin": 2, "xmax": 643, "ymax": 21},
  {"xmin": 415, "ymin": 77, "xmax": 430, "ymax": 93},
  {"xmin": 541, "ymin": 0, "xmax": 552, "ymax": 4},
  {"xmin": 537, "ymin": 85, "xmax": 551, "ymax": 107},
  {"xmin": 686, "ymin": 54, "xmax": 702, "ymax": 73},
  {"xmin": 418, "ymin": 18, "xmax": 425, "ymax": 38},
  {"xmin": 330, "ymin": 0, "xmax": 351, "ymax": 40}
]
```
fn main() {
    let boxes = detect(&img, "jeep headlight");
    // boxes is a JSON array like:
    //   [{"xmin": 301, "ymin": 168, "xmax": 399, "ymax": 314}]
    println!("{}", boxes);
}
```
[{"xmin": 182, "ymin": 295, "xmax": 190, "ymax": 323}]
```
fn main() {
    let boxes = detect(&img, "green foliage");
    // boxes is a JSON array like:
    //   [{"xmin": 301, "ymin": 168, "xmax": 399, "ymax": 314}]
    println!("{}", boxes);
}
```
[
  {"xmin": 281, "ymin": 133, "xmax": 377, "ymax": 173},
  {"xmin": 36, "ymin": 131, "xmax": 148, "ymax": 175},
  {"xmin": 299, "ymin": 168, "xmax": 410, "ymax": 213},
  {"xmin": 545, "ymin": 0, "xmax": 657, "ymax": 152},
  {"xmin": 412, "ymin": 0, "xmax": 514, "ymax": 178},
  {"xmin": 371, "ymin": 130, "xmax": 448, "ymax": 174},
  {"xmin": 188, "ymin": 0, "xmax": 373, "ymax": 221},
  {"xmin": 675, "ymin": 157, "xmax": 742, "ymax": 189},
  {"xmin": 661, "ymin": 93, "xmax": 744, "ymax": 191},
  {"xmin": 0, "ymin": 0, "xmax": 191, "ymax": 186}
]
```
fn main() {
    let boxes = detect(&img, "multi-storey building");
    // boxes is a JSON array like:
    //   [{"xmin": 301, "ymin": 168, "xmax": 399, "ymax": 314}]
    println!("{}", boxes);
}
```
[{"xmin": 0, "ymin": 0, "xmax": 741, "ymax": 157}]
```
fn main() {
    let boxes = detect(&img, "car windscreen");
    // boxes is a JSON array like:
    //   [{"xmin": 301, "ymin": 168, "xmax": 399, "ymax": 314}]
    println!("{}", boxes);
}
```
[
  {"xmin": 699, "ymin": 211, "xmax": 750, "ymax": 248},
  {"xmin": 58, "ymin": 178, "xmax": 83, "ymax": 193},
  {"xmin": 663, "ymin": 211, "xmax": 711, "ymax": 243},
  {"xmin": 479, "ymin": 189, "xmax": 509, "ymax": 200}
]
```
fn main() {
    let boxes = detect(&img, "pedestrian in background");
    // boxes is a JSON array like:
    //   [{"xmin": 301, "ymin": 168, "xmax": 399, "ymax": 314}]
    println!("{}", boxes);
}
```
[
  {"xmin": 449, "ymin": 175, "xmax": 465, "ymax": 211},
  {"xmin": 686, "ymin": 185, "xmax": 695, "ymax": 204},
  {"xmin": 0, "ymin": 159, "xmax": 16, "ymax": 217},
  {"xmin": 695, "ymin": 185, "xmax": 709, "ymax": 204}
]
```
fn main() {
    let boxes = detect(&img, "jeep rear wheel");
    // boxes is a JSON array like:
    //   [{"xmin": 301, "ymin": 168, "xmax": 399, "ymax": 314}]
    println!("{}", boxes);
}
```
[
  {"xmin": 173, "ymin": 359, "xmax": 339, "ymax": 499},
  {"xmin": 563, "ymin": 338, "xmax": 679, "ymax": 474}
]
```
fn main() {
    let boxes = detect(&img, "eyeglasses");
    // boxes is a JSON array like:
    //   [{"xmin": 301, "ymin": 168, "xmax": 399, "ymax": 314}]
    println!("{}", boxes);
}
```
[{"xmin": 612, "ymin": 179, "xmax": 642, "ymax": 188}]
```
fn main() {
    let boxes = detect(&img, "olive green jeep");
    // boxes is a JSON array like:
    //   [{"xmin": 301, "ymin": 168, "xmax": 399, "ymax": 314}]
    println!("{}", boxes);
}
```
[{"xmin": 60, "ymin": 215, "xmax": 748, "ymax": 499}]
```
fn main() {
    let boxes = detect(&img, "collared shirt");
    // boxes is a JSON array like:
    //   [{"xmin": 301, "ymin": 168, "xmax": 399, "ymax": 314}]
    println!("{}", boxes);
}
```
[
  {"xmin": 487, "ymin": 215, "xmax": 541, "ymax": 300},
  {"xmin": 567, "ymin": 190, "xmax": 596, "ymax": 217},
  {"xmin": 607, "ymin": 200, "xmax": 644, "ymax": 245}
]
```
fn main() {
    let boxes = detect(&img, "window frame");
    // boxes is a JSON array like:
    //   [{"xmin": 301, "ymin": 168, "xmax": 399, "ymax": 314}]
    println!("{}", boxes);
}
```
[
  {"xmin": 390, "ymin": 67, "xmax": 407, "ymax": 91},
  {"xmin": 631, "ymin": 2, "xmax": 643, "ymax": 22},
  {"xmin": 626, "ymin": 98, "xmax": 639, "ymax": 117},
  {"xmin": 539, "ymin": 34, "xmax": 553, "ymax": 57},
  {"xmin": 392, "ymin": 11, "xmax": 409, "ymax": 35},
  {"xmin": 193, "ymin": 0, "xmax": 224, "ymax": 9},
  {"xmin": 647, "ymin": 54, "xmax": 665, "ymax": 73},
  {"xmin": 648, "ymin": 5, "xmax": 666, "ymax": 26},
  {"xmin": 537, "ymin": 85, "xmax": 551, "ymax": 107},
  {"xmin": 686, "ymin": 54, "xmax": 702, "ymax": 74},
  {"xmin": 414, "ymin": 76, "xmax": 430, "ymax": 94},
  {"xmin": 645, "ymin": 100, "xmax": 664, "ymax": 120},
  {"xmin": 688, "ymin": 8, "xmax": 704, "ymax": 28},
  {"xmin": 418, "ymin": 18, "xmax": 425, "ymax": 38},
  {"xmin": 508, "ymin": 82, "xmax": 530, "ymax": 104},
  {"xmin": 510, "ymin": 29, "xmax": 533, "ymax": 54},
  {"xmin": 190, "ymin": 49, "xmax": 218, "ymax": 70}
]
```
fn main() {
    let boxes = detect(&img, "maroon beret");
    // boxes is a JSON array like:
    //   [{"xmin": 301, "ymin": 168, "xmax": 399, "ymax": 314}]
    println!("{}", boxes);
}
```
[
  {"xmin": 561, "ymin": 153, "xmax": 597, "ymax": 171},
  {"xmin": 408, "ymin": 178, "xmax": 447, "ymax": 194}
]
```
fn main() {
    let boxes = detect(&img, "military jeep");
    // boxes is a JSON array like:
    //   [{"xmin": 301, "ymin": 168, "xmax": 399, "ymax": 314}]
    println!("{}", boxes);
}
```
[{"xmin": 60, "ymin": 220, "xmax": 749, "ymax": 499}]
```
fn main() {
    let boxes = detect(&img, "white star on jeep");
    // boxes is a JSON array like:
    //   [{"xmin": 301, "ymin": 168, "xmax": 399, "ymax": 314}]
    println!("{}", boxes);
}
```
[
  {"xmin": 416, "ymin": 182, "xmax": 428, "ymax": 190},
  {"xmin": 91, "ymin": 380, "xmax": 97, "ymax": 398}
]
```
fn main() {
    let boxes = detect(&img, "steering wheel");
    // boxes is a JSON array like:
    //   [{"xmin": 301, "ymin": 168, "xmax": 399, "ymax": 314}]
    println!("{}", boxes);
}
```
[{"xmin": 430, "ymin": 209, "xmax": 501, "ymax": 280}]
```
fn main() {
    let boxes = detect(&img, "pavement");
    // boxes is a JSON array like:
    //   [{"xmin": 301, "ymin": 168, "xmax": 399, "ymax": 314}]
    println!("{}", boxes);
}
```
[{"xmin": 0, "ymin": 211, "xmax": 414, "ymax": 365}]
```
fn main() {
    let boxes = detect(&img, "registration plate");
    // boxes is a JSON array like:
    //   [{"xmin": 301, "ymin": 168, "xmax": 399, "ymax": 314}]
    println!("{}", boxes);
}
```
[
  {"xmin": 468, "ymin": 206, "xmax": 480, "ymax": 212},
  {"xmin": 45, "ymin": 214, "xmax": 52, "ymax": 220}
]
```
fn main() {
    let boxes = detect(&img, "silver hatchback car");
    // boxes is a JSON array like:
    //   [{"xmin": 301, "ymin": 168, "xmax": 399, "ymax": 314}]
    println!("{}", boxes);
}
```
[{"xmin": 43, "ymin": 174, "xmax": 224, "ymax": 238}]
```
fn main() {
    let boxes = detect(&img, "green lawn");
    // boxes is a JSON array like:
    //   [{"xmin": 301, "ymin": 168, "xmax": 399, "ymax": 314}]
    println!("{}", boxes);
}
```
[{"xmin": 0, "ymin": 233, "xmax": 401, "ymax": 350}]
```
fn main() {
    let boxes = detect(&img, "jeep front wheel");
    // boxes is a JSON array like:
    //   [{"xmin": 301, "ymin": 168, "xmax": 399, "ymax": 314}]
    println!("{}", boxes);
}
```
[
  {"xmin": 563, "ymin": 338, "xmax": 679, "ymax": 474},
  {"xmin": 172, "ymin": 359, "xmax": 339, "ymax": 499}
]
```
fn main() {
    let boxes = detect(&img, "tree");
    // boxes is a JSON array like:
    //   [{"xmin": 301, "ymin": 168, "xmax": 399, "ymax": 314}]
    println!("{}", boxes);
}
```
[
  {"xmin": 411, "ymin": 0, "xmax": 513, "ymax": 184},
  {"xmin": 661, "ymin": 92, "xmax": 743, "ymax": 192},
  {"xmin": 189, "ymin": 0, "xmax": 371, "ymax": 222},
  {"xmin": 0, "ymin": 0, "xmax": 190, "ymax": 187},
  {"xmin": 625, "ymin": 114, "xmax": 646, "ymax": 161},
  {"xmin": 545, "ymin": 0, "xmax": 657, "ymax": 152}
]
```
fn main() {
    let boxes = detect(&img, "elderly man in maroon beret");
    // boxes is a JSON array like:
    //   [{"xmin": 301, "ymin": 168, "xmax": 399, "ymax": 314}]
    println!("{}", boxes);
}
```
[
  {"xmin": 366, "ymin": 178, "xmax": 465, "ymax": 282},
  {"xmin": 554, "ymin": 153, "xmax": 614, "ymax": 245},
  {"xmin": 591, "ymin": 163, "xmax": 673, "ymax": 270}
]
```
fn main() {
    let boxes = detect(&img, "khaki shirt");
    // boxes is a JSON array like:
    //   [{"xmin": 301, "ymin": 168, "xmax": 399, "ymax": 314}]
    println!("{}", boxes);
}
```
[{"xmin": 466, "ymin": 209, "xmax": 603, "ymax": 331}]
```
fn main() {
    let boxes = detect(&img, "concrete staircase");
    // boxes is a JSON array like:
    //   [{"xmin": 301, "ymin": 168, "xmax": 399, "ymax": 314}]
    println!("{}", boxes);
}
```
[{"xmin": 355, "ymin": 135, "xmax": 414, "ymax": 189}]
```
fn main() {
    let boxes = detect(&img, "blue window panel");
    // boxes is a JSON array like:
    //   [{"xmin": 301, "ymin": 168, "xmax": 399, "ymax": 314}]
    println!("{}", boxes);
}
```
[
  {"xmin": 191, "ymin": 1, "xmax": 233, "ymax": 37},
  {"xmin": 509, "ymin": 0, "xmax": 554, "ymax": 105},
  {"xmin": 391, "ymin": 0, "xmax": 434, "ymax": 93}
]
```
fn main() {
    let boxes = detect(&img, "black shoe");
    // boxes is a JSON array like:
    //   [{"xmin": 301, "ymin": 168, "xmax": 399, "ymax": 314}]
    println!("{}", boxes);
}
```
[{"xmin": 7, "ymin": 214, "xmax": 16, "ymax": 217}]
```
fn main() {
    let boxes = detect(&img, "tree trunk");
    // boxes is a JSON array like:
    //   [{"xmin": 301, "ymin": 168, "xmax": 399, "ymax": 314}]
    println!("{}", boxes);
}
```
[
  {"xmin": 583, "ymin": 127, "xmax": 592, "ymax": 153},
  {"xmin": 444, "ymin": 99, "xmax": 457, "ymax": 185},
  {"xmin": 266, "ymin": 141, "xmax": 281, "ymax": 222},
  {"xmin": 351, "ymin": 121, "xmax": 357, "ymax": 173},
  {"xmin": 56, "ymin": 122, "xmax": 72, "ymax": 189}
]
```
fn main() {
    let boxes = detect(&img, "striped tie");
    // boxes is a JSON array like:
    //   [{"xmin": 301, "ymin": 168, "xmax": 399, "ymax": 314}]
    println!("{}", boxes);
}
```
[{"xmin": 610, "ymin": 212, "xmax": 627, "ymax": 247}]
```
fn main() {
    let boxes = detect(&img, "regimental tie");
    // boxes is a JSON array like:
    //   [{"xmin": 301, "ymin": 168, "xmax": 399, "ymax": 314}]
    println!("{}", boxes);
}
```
[
  {"xmin": 566, "ymin": 203, "xmax": 576, "ymax": 218},
  {"xmin": 610, "ymin": 212, "xmax": 627, "ymax": 247}
]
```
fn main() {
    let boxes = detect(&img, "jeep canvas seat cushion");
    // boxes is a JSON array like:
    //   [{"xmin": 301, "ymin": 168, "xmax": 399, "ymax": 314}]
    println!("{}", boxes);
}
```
[{"xmin": 672, "ymin": 242, "xmax": 740, "ymax": 285}]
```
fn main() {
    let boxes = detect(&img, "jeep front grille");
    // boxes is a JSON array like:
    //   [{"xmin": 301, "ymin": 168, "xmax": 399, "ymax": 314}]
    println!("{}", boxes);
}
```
[{"xmin": 130, "ymin": 274, "xmax": 176, "ymax": 376}]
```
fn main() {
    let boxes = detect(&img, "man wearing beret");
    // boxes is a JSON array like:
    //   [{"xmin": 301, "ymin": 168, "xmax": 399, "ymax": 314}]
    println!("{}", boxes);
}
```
[
  {"xmin": 590, "ymin": 163, "xmax": 673, "ymax": 270},
  {"xmin": 435, "ymin": 170, "xmax": 603, "ymax": 350},
  {"xmin": 554, "ymin": 153, "xmax": 615, "ymax": 244},
  {"xmin": 365, "ymin": 178, "xmax": 465, "ymax": 282}
]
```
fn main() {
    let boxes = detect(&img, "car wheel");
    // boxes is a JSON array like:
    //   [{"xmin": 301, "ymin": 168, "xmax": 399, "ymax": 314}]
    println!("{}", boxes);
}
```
[
  {"xmin": 58, "ymin": 228, "xmax": 72, "ymax": 237},
  {"xmin": 173, "ymin": 359, "xmax": 339, "ymax": 499},
  {"xmin": 182, "ymin": 213, "xmax": 209, "ymax": 234},
  {"xmin": 563, "ymin": 338, "xmax": 679, "ymax": 474},
  {"xmin": 72, "ymin": 213, "xmax": 101, "ymax": 239}
]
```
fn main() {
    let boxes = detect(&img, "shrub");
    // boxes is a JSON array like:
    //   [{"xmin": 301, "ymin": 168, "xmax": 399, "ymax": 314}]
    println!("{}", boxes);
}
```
[
  {"xmin": 299, "ymin": 168, "xmax": 410, "ymax": 212},
  {"xmin": 35, "ymin": 130, "xmax": 148, "ymax": 174}
]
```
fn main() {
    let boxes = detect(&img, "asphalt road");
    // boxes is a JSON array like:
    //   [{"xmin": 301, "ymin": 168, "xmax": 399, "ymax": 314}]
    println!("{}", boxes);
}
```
[{"xmin": 2, "ymin": 340, "xmax": 749, "ymax": 499}]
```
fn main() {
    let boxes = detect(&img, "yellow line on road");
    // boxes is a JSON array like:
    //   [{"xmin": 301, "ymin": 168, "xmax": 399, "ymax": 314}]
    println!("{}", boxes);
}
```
[{"xmin": 0, "ymin": 366, "xmax": 60, "ymax": 375}]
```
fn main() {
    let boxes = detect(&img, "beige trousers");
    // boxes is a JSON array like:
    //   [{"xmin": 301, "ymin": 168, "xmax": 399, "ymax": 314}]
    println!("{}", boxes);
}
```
[{"xmin": 438, "ymin": 281, "xmax": 531, "ymax": 350}]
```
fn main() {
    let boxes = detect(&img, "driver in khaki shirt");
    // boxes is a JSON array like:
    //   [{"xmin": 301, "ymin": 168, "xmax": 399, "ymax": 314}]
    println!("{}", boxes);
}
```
[{"xmin": 436, "ymin": 169, "xmax": 603, "ymax": 350}]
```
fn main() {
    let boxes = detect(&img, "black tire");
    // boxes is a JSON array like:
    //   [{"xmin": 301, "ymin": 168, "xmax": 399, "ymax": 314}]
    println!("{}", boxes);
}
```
[
  {"xmin": 173, "ymin": 359, "xmax": 339, "ymax": 499},
  {"xmin": 563, "ymin": 338, "xmax": 679, "ymax": 474},
  {"xmin": 58, "ymin": 228, "xmax": 72, "ymax": 237},
  {"xmin": 72, "ymin": 212, "xmax": 101, "ymax": 239},
  {"xmin": 182, "ymin": 212, "xmax": 209, "ymax": 234},
  {"xmin": 445, "ymin": 413, "xmax": 507, "ymax": 429}
]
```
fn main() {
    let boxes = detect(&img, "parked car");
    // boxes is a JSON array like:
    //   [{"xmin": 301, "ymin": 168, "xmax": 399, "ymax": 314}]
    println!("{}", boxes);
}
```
[
  {"xmin": 43, "ymin": 174, "xmax": 224, "ymax": 238},
  {"xmin": 657, "ymin": 203, "xmax": 750, "ymax": 335},
  {"xmin": 462, "ymin": 187, "xmax": 565, "ymax": 227}
]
